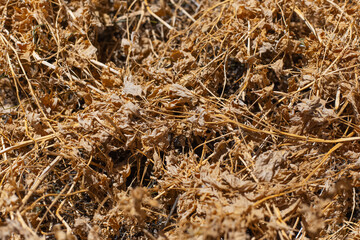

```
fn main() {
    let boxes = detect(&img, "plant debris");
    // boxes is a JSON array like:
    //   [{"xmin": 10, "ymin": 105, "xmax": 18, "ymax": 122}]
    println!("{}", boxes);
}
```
[{"xmin": 1, "ymin": 0, "xmax": 360, "ymax": 239}]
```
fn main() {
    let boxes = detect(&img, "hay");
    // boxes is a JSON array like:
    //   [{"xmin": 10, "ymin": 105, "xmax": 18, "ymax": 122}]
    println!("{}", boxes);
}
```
[{"xmin": 1, "ymin": 0, "xmax": 360, "ymax": 239}]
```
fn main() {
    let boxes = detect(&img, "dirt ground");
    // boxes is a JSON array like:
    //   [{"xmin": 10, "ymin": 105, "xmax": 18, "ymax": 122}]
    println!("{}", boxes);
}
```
[{"xmin": 1, "ymin": 0, "xmax": 360, "ymax": 239}]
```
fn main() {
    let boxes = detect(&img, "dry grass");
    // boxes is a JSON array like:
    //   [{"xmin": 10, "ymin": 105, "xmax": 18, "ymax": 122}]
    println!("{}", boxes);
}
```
[{"xmin": 1, "ymin": 0, "xmax": 360, "ymax": 239}]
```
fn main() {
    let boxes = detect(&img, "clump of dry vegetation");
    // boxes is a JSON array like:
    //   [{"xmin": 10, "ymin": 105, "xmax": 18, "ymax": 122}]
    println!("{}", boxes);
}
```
[{"xmin": 1, "ymin": 0, "xmax": 360, "ymax": 239}]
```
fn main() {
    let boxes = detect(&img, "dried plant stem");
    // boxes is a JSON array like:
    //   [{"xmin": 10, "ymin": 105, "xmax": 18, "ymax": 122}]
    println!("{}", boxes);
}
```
[
  {"xmin": 144, "ymin": 0, "xmax": 174, "ymax": 31},
  {"xmin": 20, "ymin": 156, "xmax": 62, "ymax": 209},
  {"xmin": 0, "ymin": 134, "xmax": 57, "ymax": 156}
]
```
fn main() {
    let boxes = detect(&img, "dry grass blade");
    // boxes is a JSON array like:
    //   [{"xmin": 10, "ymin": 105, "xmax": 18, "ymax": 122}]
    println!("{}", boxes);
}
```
[{"xmin": 294, "ymin": 7, "xmax": 323, "ymax": 44}]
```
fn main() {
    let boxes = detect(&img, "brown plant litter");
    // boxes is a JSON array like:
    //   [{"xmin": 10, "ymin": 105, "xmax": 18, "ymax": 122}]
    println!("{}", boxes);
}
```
[{"xmin": 1, "ymin": 0, "xmax": 360, "ymax": 239}]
